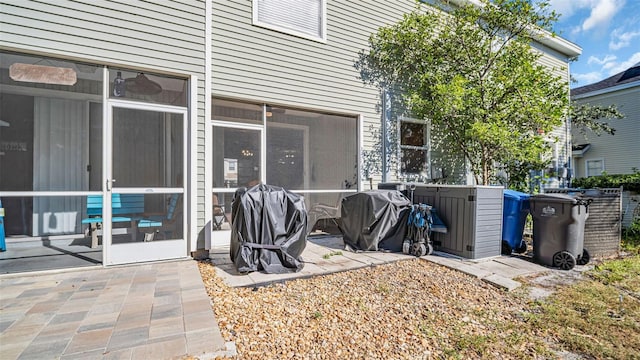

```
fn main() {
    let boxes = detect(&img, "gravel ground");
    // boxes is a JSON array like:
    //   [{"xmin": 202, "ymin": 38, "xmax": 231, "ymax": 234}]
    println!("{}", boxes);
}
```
[{"xmin": 198, "ymin": 259, "xmax": 550, "ymax": 359}]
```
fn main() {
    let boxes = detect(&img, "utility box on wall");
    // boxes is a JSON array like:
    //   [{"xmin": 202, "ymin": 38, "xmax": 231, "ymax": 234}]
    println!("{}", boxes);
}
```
[{"xmin": 409, "ymin": 185, "xmax": 504, "ymax": 259}]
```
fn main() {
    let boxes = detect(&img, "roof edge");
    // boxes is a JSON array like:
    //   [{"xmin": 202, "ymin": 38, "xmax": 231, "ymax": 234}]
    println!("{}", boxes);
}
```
[
  {"xmin": 572, "ymin": 81, "xmax": 640, "ymax": 99},
  {"xmin": 535, "ymin": 29, "xmax": 582, "ymax": 58},
  {"xmin": 446, "ymin": 0, "xmax": 582, "ymax": 58}
]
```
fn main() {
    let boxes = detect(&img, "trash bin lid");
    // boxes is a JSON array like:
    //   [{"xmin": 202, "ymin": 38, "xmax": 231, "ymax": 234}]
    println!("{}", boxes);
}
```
[
  {"xmin": 531, "ymin": 193, "xmax": 577, "ymax": 204},
  {"xmin": 504, "ymin": 189, "xmax": 530, "ymax": 200}
]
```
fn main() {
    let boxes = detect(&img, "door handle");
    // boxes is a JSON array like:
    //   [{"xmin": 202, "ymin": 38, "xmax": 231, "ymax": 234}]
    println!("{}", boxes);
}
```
[{"xmin": 106, "ymin": 179, "xmax": 116, "ymax": 191}]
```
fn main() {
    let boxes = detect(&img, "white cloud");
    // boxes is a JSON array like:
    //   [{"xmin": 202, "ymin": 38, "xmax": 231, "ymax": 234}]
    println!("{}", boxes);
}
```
[
  {"xmin": 609, "ymin": 28, "xmax": 640, "ymax": 50},
  {"xmin": 577, "ymin": 53, "xmax": 640, "ymax": 85},
  {"xmin": 548, "ymin": 0, "xmax": 591, "ymax": 18},
  {"xmin": 572, "ymin": 71, "xmax": 604, "ymax": 84},
  {"xmin": 587, "ymin": 54, "xmax": 617, "ymax": 65},
  {"xmin": 581, "ymin": 0, "xmax": 625, "ymax": 32},
  {"xmin": 549, "ymin": 0, "xmax": 625, "ymax": 33},
  {"xmin": 606, "ymin": 52, "xmax": 640, "ymax": 75}
]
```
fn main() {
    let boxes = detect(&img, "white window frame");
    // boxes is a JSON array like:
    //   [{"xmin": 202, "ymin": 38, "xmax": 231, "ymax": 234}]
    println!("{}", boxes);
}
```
[
  {"xmin": 252, "ymin": 0, "xmax": 327, "ymax": 43},
  {"xmin": 397, "ymin": 116, "xmax": 431, "ymax": 177},
  {"xmin": 585, "ymin": 158, "xmax": 605, "ymax": 177}
]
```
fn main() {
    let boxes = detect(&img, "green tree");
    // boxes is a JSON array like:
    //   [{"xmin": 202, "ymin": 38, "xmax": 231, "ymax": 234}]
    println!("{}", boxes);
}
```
[
  {"xmin": 571, "ymin": 102, "xmax": 625, "ymax": 138},
  {"xmin": 355, "ymin": 0, "xmax": 569, "ymax": 185}
]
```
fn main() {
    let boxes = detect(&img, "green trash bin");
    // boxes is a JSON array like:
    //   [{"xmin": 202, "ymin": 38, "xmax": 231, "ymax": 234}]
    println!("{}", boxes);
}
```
[{"xmin": 530, "ymin": 193, "xmax": 590, "ymax": 270}]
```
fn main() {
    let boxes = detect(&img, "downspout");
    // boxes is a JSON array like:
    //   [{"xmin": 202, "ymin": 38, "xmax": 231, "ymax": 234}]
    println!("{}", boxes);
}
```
[
  {"xmin": 203, "ymin": 0, "xmax": 213, "ymax": 251},
  {"xmin": 566, "ymin": 60, "xmax": 572, "ymax": 188},
  {"xmin": 381, "ymin": 88, "xmax": 389, "ymax": 183}
]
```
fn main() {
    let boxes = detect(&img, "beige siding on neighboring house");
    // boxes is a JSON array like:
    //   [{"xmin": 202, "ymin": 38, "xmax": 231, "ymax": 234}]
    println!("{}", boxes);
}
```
[
  {"xmin": 573, "ymin": 86, "xmax": 640, "ymax": 177},
  {"xmin": 1, "ymin": 0, "xmax": 208, "ymax": 235}
]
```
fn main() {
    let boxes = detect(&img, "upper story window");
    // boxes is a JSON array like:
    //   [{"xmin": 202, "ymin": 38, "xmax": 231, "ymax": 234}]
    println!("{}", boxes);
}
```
[{"xmin": 253, "ymin": 0, "xmax": 327, "ymax": 42}]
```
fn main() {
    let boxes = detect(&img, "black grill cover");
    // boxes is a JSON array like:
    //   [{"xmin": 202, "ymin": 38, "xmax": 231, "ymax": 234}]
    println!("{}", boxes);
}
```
[
  {"xmin": 229, "ymin": 184, "xmax": 308, "ymax": 274},
  {"xmin": 339, "ymin": 190, "xmax": 411, "ymax": 252}
]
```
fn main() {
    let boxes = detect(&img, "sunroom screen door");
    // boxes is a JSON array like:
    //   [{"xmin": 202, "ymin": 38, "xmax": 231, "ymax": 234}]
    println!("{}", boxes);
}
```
[{"xmin": 104, "ymin": 101, "xmax": 187, "ymax": 265}]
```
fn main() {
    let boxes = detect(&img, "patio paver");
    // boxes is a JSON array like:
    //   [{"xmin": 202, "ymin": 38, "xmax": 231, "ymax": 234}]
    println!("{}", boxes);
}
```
[
  {"xmin": 0, "ymin": 260, "xmax": 233, "ymax": 359},
  {"xmin": 2, "ymin": 235, "xmax": 560, "ymax": 359}
]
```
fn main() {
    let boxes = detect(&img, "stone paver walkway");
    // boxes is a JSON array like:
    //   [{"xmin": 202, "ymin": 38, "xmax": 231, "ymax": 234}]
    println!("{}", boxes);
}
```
[
  {"xmin": 0, "ymin": 260, "xmax": 232, "ymax": 360},
  {"xmin": 211, "ymin": 235, "xmax": 553, "ymax": 291},
  {"xmin": 211, "ymin": 236, "xmax": 414, "ymax": 288}
]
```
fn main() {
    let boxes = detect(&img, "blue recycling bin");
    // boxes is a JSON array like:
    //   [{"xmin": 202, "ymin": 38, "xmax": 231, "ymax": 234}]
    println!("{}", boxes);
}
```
[
  {"xmin": 502, "ymin": 190, "xmax": 530, "ymax": 254},
  {"xmin": 0, "ymin": 198, "xmax": 6, "ymax": 252}
]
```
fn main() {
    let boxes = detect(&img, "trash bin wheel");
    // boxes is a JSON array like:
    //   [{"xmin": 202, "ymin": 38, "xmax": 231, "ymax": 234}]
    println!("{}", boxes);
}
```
[
  {"xmin": 553, "ymin": 251, "xmax": 576, "ymax": 270},
  {"xmin": 577, "ymin": 249, "xmax": 590, "ymax": 266},
  {"xmin": 516, "ymin": 241, "xmax": 528, "ymax": 254},
  {"xmin": 427, "ymin": 243, "xmax": 434, "ymax": 256},
  {"xmin": 501, "ymin": 241, "xmax": 512, "ymax": 255}
]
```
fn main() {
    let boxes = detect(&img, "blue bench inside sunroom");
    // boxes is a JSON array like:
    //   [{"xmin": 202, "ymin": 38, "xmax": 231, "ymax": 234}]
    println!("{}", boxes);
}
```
[
  {"xmin": 82, "ymin": 193, "xmax": 180, "ymax": 248},
  {"xmin": 82, "ymin": 194, "xmax": 146, "ymax": 248},
  {"xmin": 137, "ymin": 193, "xmax": 181, "ymax": 241}
]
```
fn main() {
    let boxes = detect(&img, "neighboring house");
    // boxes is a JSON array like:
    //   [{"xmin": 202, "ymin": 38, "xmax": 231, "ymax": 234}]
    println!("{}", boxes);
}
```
[
  {"xmin": 570, "ymin": 63, "xmax": 640, "ymax": 228},
  {"xmin": 571, "ymin": 63, "xmax": 640, "ymax": 178},
  {"xmin": 0, "ymin": 0, "xmax": 579, "ymax": 272}
]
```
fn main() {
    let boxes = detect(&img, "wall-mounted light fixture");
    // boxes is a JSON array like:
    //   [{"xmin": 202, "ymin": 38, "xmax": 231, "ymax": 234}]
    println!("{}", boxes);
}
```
[
  {"xmin": 113, "ymin": 71, "xmax": 125, "ymax": 97},
  {"xmin": 126, "ymin": 73, "xmax": 162, "ymax": 95},
  {"xmin": 241, "ymin": 149, "xmax": 254, "ymax": 157},
  {"xmin": 112, "ymin": 72, "xmax": 163, "ymax": 97}
]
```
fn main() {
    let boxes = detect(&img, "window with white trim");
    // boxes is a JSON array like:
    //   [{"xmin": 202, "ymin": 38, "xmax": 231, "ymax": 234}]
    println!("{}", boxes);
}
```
[
  {"xmin": 253, "ymin": 0, "xmax": 326, "ymax": 42},
  {"xmin": 585, "ymin": 159, "xmax": 604, "ymax": 177},
  {"xmin": 399, "ymin": 117, "xmax": 430, "ymax": 176}
]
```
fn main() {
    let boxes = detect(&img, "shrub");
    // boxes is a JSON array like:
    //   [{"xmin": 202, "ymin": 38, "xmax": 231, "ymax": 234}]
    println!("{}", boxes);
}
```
[
  {"xmin": 622, "ymin": 219, "xmax": 640, "ymax": 254},
  {"xmin": 571, "ymin": 170, "xmax": 640, "ymax": 192}
]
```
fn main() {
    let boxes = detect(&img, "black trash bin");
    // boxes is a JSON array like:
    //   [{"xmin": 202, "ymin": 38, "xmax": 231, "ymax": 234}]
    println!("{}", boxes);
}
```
[
  {"xmin": 339, "ymin": 190, "xmax": 411, "ymax": 252},
  {"xmin": 229, "ymin": 184, "xmax": 308, "ymax": 274},
  {"xmin": 529, "ymin": 193, "xmax": 590, "ymax": 270}
]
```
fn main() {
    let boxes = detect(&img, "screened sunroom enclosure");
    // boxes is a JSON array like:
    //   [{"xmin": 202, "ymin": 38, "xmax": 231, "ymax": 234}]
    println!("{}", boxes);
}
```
[
  {"xmin": 0, "ymin": 51, "xmax": 189, "ymax": 272},
  {"xmin": 210, "ymin": 99, "xmax": 360, "ymax": 247}
]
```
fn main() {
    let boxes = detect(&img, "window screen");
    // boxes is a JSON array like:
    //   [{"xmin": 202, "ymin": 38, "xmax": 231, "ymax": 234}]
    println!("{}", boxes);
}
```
[
  {"xmin": 399, "ymin": 119, "xmax": 430, "ymax": 175},
  {"xmin": 586, "ymin": 159, "xmax": 603, "ymax": 177}
]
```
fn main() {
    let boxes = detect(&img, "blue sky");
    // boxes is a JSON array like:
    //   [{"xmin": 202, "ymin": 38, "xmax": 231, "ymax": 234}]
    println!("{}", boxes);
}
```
[{"xmin": 548, "ymin": 0, "xmax": 640, "ymax": 88}]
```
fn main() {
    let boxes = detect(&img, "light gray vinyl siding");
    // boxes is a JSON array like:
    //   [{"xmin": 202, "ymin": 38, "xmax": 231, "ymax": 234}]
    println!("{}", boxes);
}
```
[
  {"xmin": 212, "ymin": 0, "xmax": 574, "ymax": 187},
  {"xmin": 533, "ymin": 43, "xmax": 570, "ymax": 80},
  {"xmin": 211, "ymin": 0, "xmax": 416, "ymax": 186},
  {"xmin": 535, "ymin": 48, "xmax": 571, "ymax": 188},
  {"xmin": 572, "ymin": 85, "xmax": 640, "ymax": 178},
  {"xmin": 1, "ymin": 0, "xmax": 208, "ymax": 234}
]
